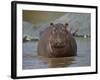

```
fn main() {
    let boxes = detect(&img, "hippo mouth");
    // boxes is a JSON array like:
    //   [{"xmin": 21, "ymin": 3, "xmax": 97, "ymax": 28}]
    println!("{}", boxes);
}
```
[{"xmin": 53, "ymin": 45, "xmax": 65, "ymax": 48}]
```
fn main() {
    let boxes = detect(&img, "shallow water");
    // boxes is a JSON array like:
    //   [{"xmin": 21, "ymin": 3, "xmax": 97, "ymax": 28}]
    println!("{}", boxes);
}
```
[{"xmin": 22, "ymin": 37, "xmax": 90, "ymax": 69}]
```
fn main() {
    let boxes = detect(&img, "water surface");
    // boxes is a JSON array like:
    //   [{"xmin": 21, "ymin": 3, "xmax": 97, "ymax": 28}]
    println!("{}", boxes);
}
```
[{"xmin": 22, "ymin": 37, "xmax": 90, "ymax": 69}]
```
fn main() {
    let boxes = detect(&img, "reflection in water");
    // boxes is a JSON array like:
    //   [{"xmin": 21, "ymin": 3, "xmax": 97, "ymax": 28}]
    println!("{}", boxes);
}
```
[{"xmin": 39, "ymin": 57, "xmax": 75, "ymax": 68}]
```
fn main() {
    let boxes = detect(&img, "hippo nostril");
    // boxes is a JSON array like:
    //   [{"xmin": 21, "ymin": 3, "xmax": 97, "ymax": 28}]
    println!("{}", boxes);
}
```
[{"xmin": 54, "ymin": 42, "xmax": 64, "ymax": 48}]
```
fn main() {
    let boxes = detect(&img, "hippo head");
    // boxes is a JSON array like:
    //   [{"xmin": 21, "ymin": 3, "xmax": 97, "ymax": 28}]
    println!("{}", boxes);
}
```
[{"xmin": 49, "ymin": 23, "xmax": 69, "ymax": 49}]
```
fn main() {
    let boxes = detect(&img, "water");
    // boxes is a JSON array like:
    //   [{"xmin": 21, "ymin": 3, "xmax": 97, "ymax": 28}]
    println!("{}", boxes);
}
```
[{"xmin": 22, "ymin": 37, "xmax": 90, "ymax": 69}]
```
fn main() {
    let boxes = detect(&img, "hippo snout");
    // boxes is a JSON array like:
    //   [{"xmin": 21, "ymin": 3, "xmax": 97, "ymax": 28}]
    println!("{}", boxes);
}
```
[{"xmin": 53, "ymin": 41, "xmax": 65, "ymax": 48}]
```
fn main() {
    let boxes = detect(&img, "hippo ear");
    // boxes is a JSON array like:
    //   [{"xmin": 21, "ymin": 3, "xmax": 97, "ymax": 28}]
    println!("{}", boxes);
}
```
[
  {"xmin": 65, "ymin": 23, "xmax": 68, "ymax": 27},
  {"xmin": 50, "ymin": 23, "xmax": 54, "ymax": 26},
  {"xmin": 50, "ymin": 22, "xmax": 56, "ymax": 31},
  {"xmin": 64, "ymin": 23, "xmax": 68, "ymax": 30}
]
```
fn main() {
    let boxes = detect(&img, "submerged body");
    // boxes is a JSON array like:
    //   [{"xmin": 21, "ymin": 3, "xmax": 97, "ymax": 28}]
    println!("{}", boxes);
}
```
[{"xmin": 38, "ymin": 23, "xmax": 77, "ymax": 58}]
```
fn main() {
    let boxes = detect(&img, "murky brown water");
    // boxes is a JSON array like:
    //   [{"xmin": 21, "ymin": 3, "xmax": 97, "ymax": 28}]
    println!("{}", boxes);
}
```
[{"xmin": 38, "ymin": 56, "xmax": 75, "ymax": 68}]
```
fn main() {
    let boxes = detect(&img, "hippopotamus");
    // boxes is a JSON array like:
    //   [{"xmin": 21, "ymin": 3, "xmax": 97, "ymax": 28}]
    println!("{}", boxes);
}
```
[{"xmin": 38, "ymin": 23, "xmax": 77, "ymax": 58}]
